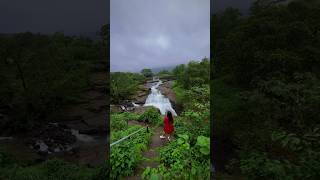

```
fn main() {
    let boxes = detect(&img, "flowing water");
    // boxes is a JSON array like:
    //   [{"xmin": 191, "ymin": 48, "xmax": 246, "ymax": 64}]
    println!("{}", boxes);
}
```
[{"xmin": 144, "ymin": 79, "xmax": 177, "ymax": 116}]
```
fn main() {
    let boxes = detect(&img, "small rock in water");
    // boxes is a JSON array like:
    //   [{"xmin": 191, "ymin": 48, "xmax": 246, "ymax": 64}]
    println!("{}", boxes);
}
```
[
  {"xmin": 54, "ymin": 147, "xmax": 61, "ymax": 153},
  {"xmin": 29, "ymin": 122, "xmax": 77, "ymax": 155},
  {"xmin": 132, "ymin": 102, "xmax": 140, "ymax": 107},
  {"xmin": 65, "ymin": 145, "xmax": 73, "ymax": 152},
  {"xmin": 126, "ymin": 107, "xmax": 134, "ymax": 111},
  {"xmin": 71, "ymin": 129, "xmax": 95, "ymax": 142},
  {"xmin": 48, "ymin": 122, "xmax": 58, "ymax": 127},
  {"xmin": 36, "ymin": 140, "xmax": 49, "ymax": 152}
]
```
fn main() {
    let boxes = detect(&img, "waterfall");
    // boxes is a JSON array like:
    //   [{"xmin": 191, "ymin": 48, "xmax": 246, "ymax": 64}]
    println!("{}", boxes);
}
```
[{"xmin": 144, "ymin": 79, "xmax": 177, "ymax": 116}]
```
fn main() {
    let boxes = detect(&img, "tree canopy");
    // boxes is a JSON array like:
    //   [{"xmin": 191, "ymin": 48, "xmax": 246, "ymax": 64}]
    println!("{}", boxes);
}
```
[
  {"xmin": 140, "ymin": 68, "xmax": 153, "ymax": 77},
  {"xmin": 212, "ymin": 0, "xmax": 320, "ymax": 178}
]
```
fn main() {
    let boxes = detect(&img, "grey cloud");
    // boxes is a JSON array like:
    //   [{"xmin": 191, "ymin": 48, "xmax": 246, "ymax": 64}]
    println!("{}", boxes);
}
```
[
  {"xmin": 111, "ymin": 0, "xmax": 210, "ymax": 72},
  {"xmin": 0, "ymin": 0, "xmax": 108, "ymax": 35}
]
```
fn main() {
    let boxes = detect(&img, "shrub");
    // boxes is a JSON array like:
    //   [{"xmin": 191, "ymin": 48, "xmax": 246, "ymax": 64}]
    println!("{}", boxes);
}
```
[
  {"xmin": 138, "ymin": 107, "xmax": 162, "ymax": 125},
  {"xmin": 111, "ymin": 125, "xmax": 152, "ymax": 179},
  {"xmin": 111, "ymin": 112, "xmax": 140, "ymax": 131},
  {"xmin": 0, "ymin": 157, "xmax": 104, "ymax": 180},
  {"xmin": 142, "ymin": 134, "xmax": 210, "ymax": 180}
]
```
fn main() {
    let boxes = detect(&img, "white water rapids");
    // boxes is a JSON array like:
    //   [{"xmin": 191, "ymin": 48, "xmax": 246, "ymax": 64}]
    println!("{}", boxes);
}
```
[{"xmin": 143, "ymin": 79, "xmax": 177, "ymax": 116}]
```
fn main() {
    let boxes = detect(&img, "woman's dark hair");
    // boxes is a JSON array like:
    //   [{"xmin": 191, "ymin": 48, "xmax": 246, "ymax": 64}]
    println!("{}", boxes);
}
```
[{"xmin": 167, "ymin": 111, "xmax": 173, "ymax": 123}]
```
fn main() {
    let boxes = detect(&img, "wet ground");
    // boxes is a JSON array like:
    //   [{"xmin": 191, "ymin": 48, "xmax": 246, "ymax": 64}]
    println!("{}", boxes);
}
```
[{"xmin": 125, "ymin": 126, "xmax": 170, "ymax": 180}]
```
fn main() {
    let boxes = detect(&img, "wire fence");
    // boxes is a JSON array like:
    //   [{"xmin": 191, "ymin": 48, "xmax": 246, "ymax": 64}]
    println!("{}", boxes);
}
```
[{"xmin": 110, "ymin": 127, "xmax": 146, "ymax": 147}]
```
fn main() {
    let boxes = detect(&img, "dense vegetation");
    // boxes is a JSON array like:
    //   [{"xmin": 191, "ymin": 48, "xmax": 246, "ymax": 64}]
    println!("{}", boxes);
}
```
[
  {"xmin": 0, "ymin": 25, "xmax": 108, "ymax": 179},
  {"xmin": 110, "ymin": 72, "xmax": 144, "ymax": 103},
  {"xmin": 142, "ymin": 59, "xmax": 210, "ymax": 179},
  {"xmin": 141, "ymin": 68, "xmax": 153, "ymax": 78},
  {"xmin": 0, "ymin": 31, "xmax": 104, "ymax": 133},
  {"xmin": 0, "ymin": 151, "xmax": 108, "ymax": 180},
  {"xmin": 110, "ymin": 110, "xmax": 156, "ymax": 179},
  {"xmin": 212, "ymin": 0, "xmax": 320, "ymax": 179},
  {"xmin": 110, "ymin": 125, "xmax": 152, "ymax": 179}
]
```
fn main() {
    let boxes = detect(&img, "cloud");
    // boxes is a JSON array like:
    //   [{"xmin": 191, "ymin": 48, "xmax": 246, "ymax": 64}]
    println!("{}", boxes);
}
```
[
  {"xmin": 0, "ymin": 0, "xmax": 108, "ymax": 34},
  {"xmin": 111, "ymin": 0, "xmax": 210, "ymax": 72}
]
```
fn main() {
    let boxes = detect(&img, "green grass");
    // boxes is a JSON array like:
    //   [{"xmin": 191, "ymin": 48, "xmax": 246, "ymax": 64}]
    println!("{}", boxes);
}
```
[
  {"xmin": 0, "ymin": 156, "xmax": 107, "ymax": 180},
  {"xmin": 110, "ymin": 125, "xmax": 153, "ymax": 179}
]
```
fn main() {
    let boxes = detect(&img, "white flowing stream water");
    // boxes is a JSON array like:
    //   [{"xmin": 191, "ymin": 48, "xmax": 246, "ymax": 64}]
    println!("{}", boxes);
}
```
[{"xmin": 143, "ymin": 79, "xmax": 177, "ymax": 116}]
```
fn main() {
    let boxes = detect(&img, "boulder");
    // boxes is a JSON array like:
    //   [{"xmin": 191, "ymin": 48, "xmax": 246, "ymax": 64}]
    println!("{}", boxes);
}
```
[{"xmin": 30, "ymin": 123, "xmax": 77, "ymax": 155}]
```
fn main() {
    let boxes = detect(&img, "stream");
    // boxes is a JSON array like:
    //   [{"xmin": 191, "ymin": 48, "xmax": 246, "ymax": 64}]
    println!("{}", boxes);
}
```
[{"xmin": 144, "ymin": 79, "xmax": 177, "ymax": 116}]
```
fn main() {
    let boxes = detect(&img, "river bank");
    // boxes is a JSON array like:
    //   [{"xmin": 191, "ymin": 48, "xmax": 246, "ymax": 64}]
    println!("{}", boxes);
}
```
[
  {"xmin": 0, "ymin": 60, "xmax": 107, "ymax": 167},
  {"xmin": 111, "ymin": 77, "xmax": 181, "ymax": 115}
]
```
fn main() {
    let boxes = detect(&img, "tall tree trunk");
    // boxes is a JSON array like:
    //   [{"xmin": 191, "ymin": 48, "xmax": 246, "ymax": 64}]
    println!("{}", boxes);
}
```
[{"xmin": 13, "ymin": 58, "xmax": 27, "ymax": 92}]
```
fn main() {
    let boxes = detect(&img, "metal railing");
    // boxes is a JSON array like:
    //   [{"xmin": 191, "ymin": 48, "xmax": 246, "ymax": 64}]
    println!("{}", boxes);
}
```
[{"xmin": 110, "ymin": 126, "xmax": 148, "ymax": 147}]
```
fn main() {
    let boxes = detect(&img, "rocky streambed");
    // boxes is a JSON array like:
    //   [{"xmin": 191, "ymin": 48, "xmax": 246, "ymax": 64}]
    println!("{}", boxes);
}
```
[
  {"xmin": 111, "ymin": 78, "xmax": 181, "ymax": 115},
  {"xmin": 0, "ymin": 60, "xmax": 107, "ymax": 167}
]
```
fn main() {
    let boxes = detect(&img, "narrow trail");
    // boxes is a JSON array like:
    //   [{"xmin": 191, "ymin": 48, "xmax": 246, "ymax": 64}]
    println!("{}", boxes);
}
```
[{"xmin": 126, "ymin": 126, "xmax": 166, "ymax": 180}]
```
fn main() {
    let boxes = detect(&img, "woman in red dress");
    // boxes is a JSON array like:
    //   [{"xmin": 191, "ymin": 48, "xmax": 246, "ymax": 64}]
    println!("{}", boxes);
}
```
[{"xmin": 160, "ymin": 111, "xmax": 174, "ymax": 141}]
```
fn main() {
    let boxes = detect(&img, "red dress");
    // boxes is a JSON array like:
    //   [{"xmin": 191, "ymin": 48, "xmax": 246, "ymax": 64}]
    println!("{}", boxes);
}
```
[{"xmin": 163, "ymin": 116, "xmax": 174, "ymax": 134}]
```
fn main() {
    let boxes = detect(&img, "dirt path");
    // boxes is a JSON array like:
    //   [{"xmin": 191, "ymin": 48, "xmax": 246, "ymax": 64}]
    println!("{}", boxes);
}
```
[{"xmin": 125, "ymin": 126, "xmax": 167, "ymax": 180}]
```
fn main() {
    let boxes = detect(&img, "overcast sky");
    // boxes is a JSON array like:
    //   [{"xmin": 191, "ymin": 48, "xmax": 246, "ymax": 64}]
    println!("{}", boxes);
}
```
[
  {"xmin": 1, "ymin": 0, "xmax": 253, "ymax": 71},
  {"xmin": 0, "ymin": 0, "xmax": 253, "ymax": 35},
  {"xmin": 0, "ymin": 0, "xmax": 108, "ymax": 35},
  {"xmin": 111, "ymin": 0, "xmax": 210, "ymax": 72}
]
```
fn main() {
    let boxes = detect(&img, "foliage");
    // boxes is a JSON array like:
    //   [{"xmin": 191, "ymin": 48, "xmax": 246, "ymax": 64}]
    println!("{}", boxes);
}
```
[
  {"xmin": 138, "ymin": 106, "xmax": 162, "ymax": 125},
  {"xmin": 238, "ymin": 127, "xmax": 320, "ymax": 179},
  {"xmin": 111, "ymin": 72, "xmax": 144, "ymax": 103},
  {"xmin": 172, "ymin": 83, "xmax": 187, "ymax": 105},
  {"xmin": 157, "ymin": 70, "xmax": 170, "ymax": 75},
  {"xmin": 142, "ymin": 134, "xmax": 210, "ymax": 180},
  {"xmin": 0, "ymin": 155, "xmax": 106, "ymax": 180},
  {"xmin": 110, "ymin": 125, "xmax": 152, "ymax": 179},
  {"xmin": 212, "ymin": 0, "xmax": 320, "ymax": 178},
  {"xmin": 173, "ymin": 84, "xmax": 210, "ymax": 142},
  {"xmin": 142, "ymin": 58, "xmax": 211, "ymax": 179},
  {"xmin": 196, "ymin": 136, "xmax": 210, "ymax": 155},
  {"xmin": 0, "ymin": 32, "xmax": 103, "ymax": 133},
  {"xmin": 157, "ymin": 70, "xmax": 173, "ymax": 79},
  {"xmin": 110, "ymin": 112, "xmax": 140, "ymax": 131},
  {"xmin": 173, "ymin": 58, "xmax": 209, "ymax": 89},
  {"xmin": 239, "ymin": 152, "xmax": 290, "ymax": 180},
  {"xmin": 110, "ymin": 114, "xmax": 127, "ymax": 131},
  {"xmin": 141, "ymin": 69, "xmax": 153, "ymax": 78}
]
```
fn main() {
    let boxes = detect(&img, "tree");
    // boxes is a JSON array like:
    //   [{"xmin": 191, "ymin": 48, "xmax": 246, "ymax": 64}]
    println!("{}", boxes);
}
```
[
  {"xmin": 110, "ymin": 72, "xmax": 142, "ymax": 103},
  {"xmin": 212, "ymin": 0, "xmax": 320, "ymax": 178},
  {"xmin": 0, "ymin": 32, "xmax": 101, "ymax": 133},
  {"xmin": 141, "ymin": 69, "xmax": 153, "ymax": 77}
]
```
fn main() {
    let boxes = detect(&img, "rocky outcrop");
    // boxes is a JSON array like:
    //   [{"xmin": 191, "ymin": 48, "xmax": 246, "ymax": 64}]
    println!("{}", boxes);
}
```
[
  {"xmin": 29, "ymin": 123, "xmax": 77, "ymax": 155},
  {"xmin": 158, "ymin": 81, "xmax": 183, "ymax": 115},
  {"xmin": 134, "ymin": 84, "xmax": 150, "ymax": 104},
  {"xmin": 158, "ymin": 81, "xmax": 176, "ymax": 104}
]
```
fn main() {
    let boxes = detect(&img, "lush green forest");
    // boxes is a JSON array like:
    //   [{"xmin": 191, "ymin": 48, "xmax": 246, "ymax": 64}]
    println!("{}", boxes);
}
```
[
  {"xmin": 0, "ymin": 31, "xmax": 104, "ymax": 133},
  {"xmin": 0, "ymin": 24, "xmax": 109, "ymax": 179},
  {"xmin": 110, "ymin": 58, "xmax": 210, "ymax": 179},
  {"xmin": 212, "ymin": 0, "xmax": 320, "ymax": 179}
]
